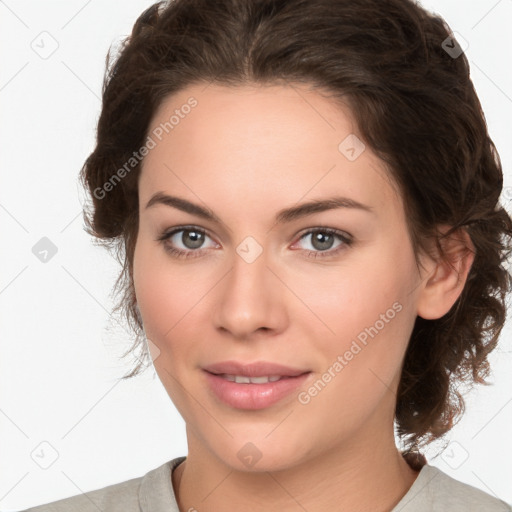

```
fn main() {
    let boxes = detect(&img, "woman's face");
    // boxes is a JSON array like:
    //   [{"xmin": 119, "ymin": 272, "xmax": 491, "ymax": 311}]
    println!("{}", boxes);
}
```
[{"xmin": 133, "ymin": 83, "xmax": 431, "ymax": 471}]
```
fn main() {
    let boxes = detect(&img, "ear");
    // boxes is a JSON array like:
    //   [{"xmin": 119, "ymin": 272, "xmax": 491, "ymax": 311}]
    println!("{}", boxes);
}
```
[{"xmin": 416, "ymin": 225, "xmax": 475, "ymax": 320}]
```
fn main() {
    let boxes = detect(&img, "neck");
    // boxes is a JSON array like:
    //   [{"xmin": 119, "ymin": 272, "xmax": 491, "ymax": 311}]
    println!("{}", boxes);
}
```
[{"xmin": 172, "ymin": 423, "xmax": 420, "ymax": 512}]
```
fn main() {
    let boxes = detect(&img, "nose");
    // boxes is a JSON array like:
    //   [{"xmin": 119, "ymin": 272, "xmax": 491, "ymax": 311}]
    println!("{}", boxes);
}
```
[{"xmin": 212, "ymin": 243, "xmax": 288, "ymax": 340}]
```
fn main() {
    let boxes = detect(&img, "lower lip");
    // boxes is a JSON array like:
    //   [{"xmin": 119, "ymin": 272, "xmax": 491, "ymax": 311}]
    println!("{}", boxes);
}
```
[{"xmin": 203, "ymin": 371, "xmax": 311, "ymax": 410}]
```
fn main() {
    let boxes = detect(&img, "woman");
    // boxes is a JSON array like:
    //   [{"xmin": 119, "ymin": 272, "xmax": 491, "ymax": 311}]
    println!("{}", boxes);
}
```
[{"xmin": 23, "ymin": 0, "xmax": 512, "ymax": 510}]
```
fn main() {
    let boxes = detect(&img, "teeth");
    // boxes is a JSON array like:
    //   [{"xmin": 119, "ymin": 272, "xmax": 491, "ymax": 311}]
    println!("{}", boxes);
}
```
[{"xmin": 222, "ymin": 374, "xmax": 283, "ymax": 384}]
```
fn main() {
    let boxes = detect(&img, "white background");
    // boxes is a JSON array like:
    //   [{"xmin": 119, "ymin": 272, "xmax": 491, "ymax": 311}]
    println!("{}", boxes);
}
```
[{"xmin": 1, "ymin": 0, "xmax": 511, "ymax": 510}]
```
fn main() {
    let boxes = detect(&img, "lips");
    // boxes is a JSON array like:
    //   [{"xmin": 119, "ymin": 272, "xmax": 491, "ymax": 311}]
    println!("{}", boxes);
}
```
[{"xmin": 202, "ymin": 360, "xmax": 312, "ymax": 410}]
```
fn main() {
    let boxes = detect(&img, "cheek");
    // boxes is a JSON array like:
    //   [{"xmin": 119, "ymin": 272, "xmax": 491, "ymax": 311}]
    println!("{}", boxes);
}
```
[
  {"xmin": 292, "ymin": 278, "xmax": 414, "ymax": 434},
  {"xmin": 132, "ymin": 238, "xmax": 214, "ymax": 358},
  {"xmin": 132, "ymin": 238, "xmax": 219, "ymax": 420},
  {"xmin": 133, "ymin": 239, "xmax": 181, "ymax": 345},
  {"xmin": 293, "ymin": 245, "xmax": 417, "ymax": 380},
  {"xmin": 294, "ymin": 255, "xmax": 410, "ymax": 332}
]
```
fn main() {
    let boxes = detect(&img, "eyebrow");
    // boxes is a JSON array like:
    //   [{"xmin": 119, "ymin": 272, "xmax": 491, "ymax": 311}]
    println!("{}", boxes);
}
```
[{"xmin": 145, "ymin": 191, "xmax": 375, "ymax": 224}]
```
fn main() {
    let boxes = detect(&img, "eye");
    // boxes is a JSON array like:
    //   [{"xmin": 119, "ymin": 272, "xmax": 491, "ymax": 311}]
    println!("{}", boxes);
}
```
[
  {"xmin": 292, "ymin": 227, "xmax": 353, "ymax": 259},
  {"xmin": 156, "ymin": 225, "xmax": 353, "ymax": 260},
  {"xmin": 156, "ymin": 226, "xmax": 218, "ymax": 259}
]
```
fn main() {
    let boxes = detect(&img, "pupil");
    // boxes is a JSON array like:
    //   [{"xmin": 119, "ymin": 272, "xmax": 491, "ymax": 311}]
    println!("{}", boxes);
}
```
[{"xmin": 184, "ymin": 230, "xmax": 204, "ymax": 249}]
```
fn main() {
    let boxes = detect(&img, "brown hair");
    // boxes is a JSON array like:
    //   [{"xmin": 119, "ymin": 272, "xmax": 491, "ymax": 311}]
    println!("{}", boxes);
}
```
[{"xmin": 80, "ymin": 0, "xmax": 512, "ymax": 454}]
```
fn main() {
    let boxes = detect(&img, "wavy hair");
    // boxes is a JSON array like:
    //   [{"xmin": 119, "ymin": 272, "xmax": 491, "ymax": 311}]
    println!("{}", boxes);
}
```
[{"xmin": 79, "ymin": 0, "xmax": 512, "ymax": 456}]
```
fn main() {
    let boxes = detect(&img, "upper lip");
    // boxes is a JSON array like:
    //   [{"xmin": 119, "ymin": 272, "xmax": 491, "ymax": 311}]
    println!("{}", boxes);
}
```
[{"xmin": 203, "ymin": 360, "xmax": 310, "ymax": 377}]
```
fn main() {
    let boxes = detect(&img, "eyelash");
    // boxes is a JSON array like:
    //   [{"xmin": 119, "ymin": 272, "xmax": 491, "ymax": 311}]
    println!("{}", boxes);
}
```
[{"xmin": 156, "ymin": 225, "xmax": 353, "ymax": 261}]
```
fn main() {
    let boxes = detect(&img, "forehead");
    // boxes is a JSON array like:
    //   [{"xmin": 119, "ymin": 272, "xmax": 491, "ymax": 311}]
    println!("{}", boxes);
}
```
[
  {"xmin": 139, "ymin": 83, "xmax": 402, "ymax": 221},
  {"xmin": 145, "ymin": 82, "xmax": 358, "ymax": 161}
]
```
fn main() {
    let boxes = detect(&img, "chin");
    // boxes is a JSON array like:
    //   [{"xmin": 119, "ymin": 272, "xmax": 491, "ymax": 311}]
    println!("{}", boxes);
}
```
[{"xmin": 211, "ymin": 437, "xmax": 310, "ymax": 474}]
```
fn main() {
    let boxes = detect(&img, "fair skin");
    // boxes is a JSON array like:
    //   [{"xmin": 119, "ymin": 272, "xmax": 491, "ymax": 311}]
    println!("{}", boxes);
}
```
[{"xmin": 132, "ymin": 82, "xmax": 474, "ymax": 512}]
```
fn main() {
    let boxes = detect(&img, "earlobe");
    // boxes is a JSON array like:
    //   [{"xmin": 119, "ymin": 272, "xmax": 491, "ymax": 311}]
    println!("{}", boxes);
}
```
[{"xmin": 416, "ymin": 227, "xmax": 475, "ymax": 320}]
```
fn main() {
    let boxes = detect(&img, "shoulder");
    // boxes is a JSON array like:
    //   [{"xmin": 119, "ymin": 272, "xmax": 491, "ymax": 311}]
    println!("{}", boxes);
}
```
[
  {"xmin": 395, "ymin": 464, "xmax": 512, "ymax": 512},
  {"xmin": 18, "ymin": 457, "xmax": 183, "ymax": 512},
  {"xmin": 20, "ymin": 476, "xmax": 143, "ymax": 512},
  {"xmin": 426, "ymin": 465, "xmax": 511, "ymax": 510}
]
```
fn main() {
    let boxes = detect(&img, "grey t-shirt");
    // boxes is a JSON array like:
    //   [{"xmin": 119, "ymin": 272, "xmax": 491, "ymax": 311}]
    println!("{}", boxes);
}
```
[{"xmin": 20, "ymin": 456, "xmax": 512, "ymax": 511}]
